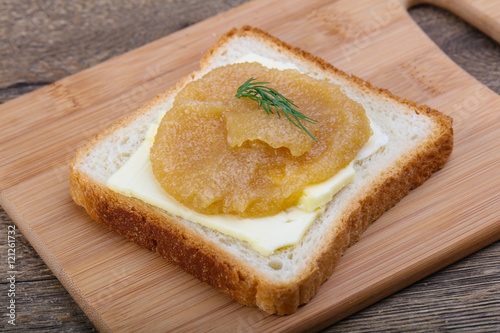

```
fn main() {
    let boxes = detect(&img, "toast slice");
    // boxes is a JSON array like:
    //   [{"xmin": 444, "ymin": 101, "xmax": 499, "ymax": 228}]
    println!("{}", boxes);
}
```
[{"xmin": 69, "ymin": 26, "xmax": 453, "ymax": 315}]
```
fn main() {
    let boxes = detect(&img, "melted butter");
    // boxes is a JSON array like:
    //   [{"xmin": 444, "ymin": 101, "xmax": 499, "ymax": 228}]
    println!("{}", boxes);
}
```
[
  {"xmin": 106, "ymin": 54, "xmax": 388, "ymax": 256},
  {"xmin": 108, "ymin": 123, "xmax": 324, "ymax": 256}
]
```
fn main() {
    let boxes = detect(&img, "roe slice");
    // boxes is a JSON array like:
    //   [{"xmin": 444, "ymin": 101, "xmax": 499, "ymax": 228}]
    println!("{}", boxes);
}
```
[
  {"xmin": 225, "ymin": 97, "xmax": 318, "ymax": 156},
  {"xmin": 151, "ymin": 62, "xmax": 372, "ymax": 217}
]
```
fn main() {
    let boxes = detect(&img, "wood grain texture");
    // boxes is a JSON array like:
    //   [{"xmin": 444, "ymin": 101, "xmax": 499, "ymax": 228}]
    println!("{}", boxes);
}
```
[
  {"xmin": 407, "ymin": 0, "xmax": 500, "ymax": 44},
  {"xmin": 0, "ymin": 0, "xmax": 499, "ymax": 332},
  {"xmin": 0, "ymin": 0, "xmax": 252, "ymax": 102}
]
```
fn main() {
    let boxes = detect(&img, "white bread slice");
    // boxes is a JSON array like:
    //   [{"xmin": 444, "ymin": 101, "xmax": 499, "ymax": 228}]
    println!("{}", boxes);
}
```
[{"xmin": 69, "ymin": 26, "xmax": 453, "ymax": 315}]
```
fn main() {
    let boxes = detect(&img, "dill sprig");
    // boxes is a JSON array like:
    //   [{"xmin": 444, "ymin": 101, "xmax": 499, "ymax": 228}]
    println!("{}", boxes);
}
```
[{"xmin": 235, "ymin": 78, "xmax": 318, "ymax": 142}]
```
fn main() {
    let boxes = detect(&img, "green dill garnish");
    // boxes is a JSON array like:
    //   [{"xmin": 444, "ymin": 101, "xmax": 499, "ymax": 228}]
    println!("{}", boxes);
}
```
[{"xmin": 235, "ymin": 78, "xmax": 318, "ymax": 142}]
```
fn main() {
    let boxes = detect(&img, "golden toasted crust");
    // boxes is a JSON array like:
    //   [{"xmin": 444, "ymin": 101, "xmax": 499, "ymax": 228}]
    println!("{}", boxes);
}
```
[{"xmin": 69, "ymin": 26, "xmax": 453, "ymax": 315}]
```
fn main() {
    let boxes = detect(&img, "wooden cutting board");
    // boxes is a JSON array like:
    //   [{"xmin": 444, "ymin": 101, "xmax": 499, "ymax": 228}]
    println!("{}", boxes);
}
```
[{"xmin": 1, "ymin": 0, "xmax": 499, "ymax": 331}]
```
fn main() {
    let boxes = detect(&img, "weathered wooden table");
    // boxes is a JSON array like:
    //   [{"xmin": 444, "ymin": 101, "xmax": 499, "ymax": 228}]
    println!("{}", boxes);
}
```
[{"xmin": 1, "ymin": 1, "xmax": 499, "ymax": 332}]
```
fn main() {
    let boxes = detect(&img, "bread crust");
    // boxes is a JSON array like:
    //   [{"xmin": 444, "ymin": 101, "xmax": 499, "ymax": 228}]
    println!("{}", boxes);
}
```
[{"xmin": 69, "ymin": 26, "xmax": 453, "ymax": 315}]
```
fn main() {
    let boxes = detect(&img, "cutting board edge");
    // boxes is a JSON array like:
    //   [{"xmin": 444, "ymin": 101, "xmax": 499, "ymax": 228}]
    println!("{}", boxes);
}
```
[{"xmin": 0, "ymin": 192, "xmax": 113, "ymax": 333}]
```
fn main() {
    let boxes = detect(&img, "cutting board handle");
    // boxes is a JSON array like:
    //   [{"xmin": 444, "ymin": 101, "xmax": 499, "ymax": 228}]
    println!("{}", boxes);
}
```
[{"xmin": 401, "ymin": 0, "xmax": 500, "ymax": 44}]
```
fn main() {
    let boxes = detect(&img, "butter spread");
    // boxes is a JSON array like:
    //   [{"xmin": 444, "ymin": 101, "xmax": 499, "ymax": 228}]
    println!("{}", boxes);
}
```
[{"xmin": 106, "ymin": 54, "xmax": 388, "ymax": 256}]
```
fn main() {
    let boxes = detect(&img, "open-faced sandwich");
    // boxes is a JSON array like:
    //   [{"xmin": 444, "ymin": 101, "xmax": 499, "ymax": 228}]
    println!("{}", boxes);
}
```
[{"xmin": 70, "ymin": 26, "xmax": 453, "ymax": 315}]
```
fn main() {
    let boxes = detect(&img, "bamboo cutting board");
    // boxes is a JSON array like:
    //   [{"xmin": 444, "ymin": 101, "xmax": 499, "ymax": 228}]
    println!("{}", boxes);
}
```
[{"xmin": 1, "ymin": 0, "xmax": 499, "ymax": 331}]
